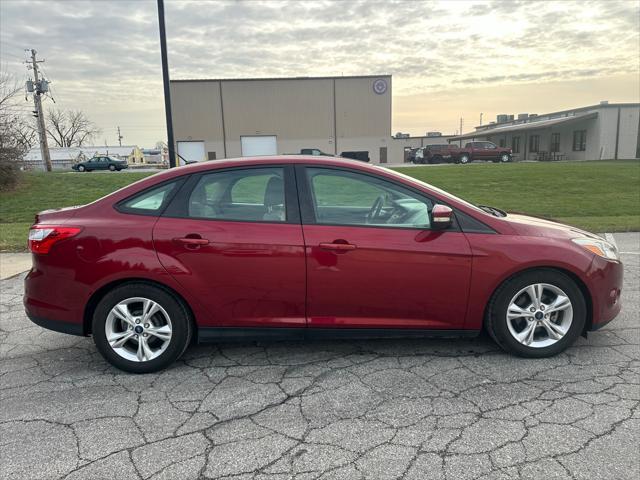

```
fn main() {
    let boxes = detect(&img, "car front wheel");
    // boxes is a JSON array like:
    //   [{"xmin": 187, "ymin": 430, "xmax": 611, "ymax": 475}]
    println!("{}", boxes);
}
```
[
  {"xmin": 92, "ymin": 283, "xmax": 192, "ymax": 373},
  {"xmin": 459, "ymin": 154, "xmax": 470, "ymax": 164},
  {"xmin": 109, "ymin": 164, "xmax": 116, "ymax": 171},
  {"xmin": 500, "ymin": 153, "xmax": 511, "ymax": 163},
  {"xmin": 78, "ymin": 165, "xmax": 85, "ymax": 172},
  {"xmin": 485, "ymin": 269, "xmax": 586, "ymax": 357}
]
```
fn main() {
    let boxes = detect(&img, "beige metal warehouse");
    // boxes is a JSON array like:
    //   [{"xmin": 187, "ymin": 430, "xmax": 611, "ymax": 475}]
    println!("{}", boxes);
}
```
[{"xmin": 170, "ymin": 75, "xmax": 393, "ymax": 164}]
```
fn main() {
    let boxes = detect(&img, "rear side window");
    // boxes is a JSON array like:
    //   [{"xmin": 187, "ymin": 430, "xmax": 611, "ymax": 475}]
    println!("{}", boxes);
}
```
[
  {"xmin": 187, "ymin": 167, "xmax": 286, "ymax": 222},
  {"xmin": 118, "ymin": 180, "xmax": 181, "ymax": 215}
]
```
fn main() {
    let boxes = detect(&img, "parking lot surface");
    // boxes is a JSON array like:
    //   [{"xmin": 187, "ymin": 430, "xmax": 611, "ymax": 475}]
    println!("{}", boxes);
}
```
[{"xmin": 1, "ymin": 233, "xmax": 638, "ymax": 480}]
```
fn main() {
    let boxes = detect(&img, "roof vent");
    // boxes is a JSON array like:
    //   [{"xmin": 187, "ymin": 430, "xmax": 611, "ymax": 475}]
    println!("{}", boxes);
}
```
[{"xmin": 600, "ymin": 100, "xmax": 609, "ymax": 105}]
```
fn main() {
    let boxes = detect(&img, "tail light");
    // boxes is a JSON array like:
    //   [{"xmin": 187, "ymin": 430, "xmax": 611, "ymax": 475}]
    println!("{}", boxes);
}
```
[{"xmin": 28, "ymin": 225, "xmax": 81, "ymax": 254}]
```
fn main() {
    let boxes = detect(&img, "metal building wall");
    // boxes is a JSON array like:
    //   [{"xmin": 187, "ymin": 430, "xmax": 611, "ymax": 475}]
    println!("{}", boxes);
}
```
[{"xmin": 170, "ymin": 75, "xmax": 392, "ymax": 162}]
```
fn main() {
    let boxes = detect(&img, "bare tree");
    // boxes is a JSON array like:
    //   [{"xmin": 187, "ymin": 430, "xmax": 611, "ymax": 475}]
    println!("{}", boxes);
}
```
[
  {"xmin": 0, "ymin": 70, "xmax": 36, "ymax": 187},
  {"xmin": 0, "ymin": 70, "xmax": 36, "ymax": 152},
  {"xmin": 46, "ymin": 108, "xmax": 101, "ymax": 147}
]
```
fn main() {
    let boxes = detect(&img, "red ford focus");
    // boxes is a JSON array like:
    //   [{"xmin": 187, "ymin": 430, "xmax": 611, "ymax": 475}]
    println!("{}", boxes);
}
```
[{"xmin": 24, "ymin": 157, "xmax": 623, "ymax": 372}]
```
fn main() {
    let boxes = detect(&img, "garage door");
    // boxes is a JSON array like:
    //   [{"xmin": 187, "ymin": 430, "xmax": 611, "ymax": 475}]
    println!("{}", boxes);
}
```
[
  {"xmin": 177, "ymin": 141, "xmax": 205, "ymax": 165},
  {"xmin": 241, "ymin": 136, "xmax": 277, "ymax": 156}
]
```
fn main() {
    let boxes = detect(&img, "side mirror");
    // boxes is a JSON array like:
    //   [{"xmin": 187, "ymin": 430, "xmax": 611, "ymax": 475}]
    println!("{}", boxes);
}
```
[{"xmin": 432, "ymin": 204, "xmax": 453, "ymax": 230}]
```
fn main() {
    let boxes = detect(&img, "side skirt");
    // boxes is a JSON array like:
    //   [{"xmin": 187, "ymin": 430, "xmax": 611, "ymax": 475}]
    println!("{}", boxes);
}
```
[{"xmin": 197, "ymin": 327, "xmax": 480, "ymax": 343}]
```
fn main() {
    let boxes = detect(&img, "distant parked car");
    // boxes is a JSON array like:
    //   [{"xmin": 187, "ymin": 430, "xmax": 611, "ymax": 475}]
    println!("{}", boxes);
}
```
[
  {"xmin": 453, "ymin": 142, "xmax": 512, "ymax": 164},
  {"xmin": 300, "ymin": 148, "xmax": 332, "ymax": 156},
  {"xmin": 340, "ymin": 151, "xmax": 370, "ymax": 162},
  {"xmin": 72, "ymin": 156, "xmax": 128, "ymax": 172},
  {"xmin": 422, "ymin": 144, "xmax": 457, "ymax": 164}
]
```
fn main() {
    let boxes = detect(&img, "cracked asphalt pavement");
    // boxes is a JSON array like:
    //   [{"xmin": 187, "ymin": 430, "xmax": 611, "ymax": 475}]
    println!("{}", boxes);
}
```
[{"xmin": 1, "ymin": 232, "xmax": 638, "ymax": 480}]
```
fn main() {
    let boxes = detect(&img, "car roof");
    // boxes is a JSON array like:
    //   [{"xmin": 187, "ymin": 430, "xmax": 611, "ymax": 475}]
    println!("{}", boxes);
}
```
[{"xmin": 159, "ymin": 155, "xmax": 380, "ymax": 177}]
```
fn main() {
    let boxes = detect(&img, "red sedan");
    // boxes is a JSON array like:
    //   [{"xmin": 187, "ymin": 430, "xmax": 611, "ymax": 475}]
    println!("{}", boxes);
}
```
[{"xmin": 24, "ymin": 157, "xmax": 623, "ymax": 372}]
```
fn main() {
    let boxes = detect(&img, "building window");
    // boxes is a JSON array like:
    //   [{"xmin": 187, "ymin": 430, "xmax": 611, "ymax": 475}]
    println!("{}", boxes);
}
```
[
  {"xmin": 550, "ymin": 133, "xmax": 560, "ymax": 153},
  {"xmin": 512, "ymin": 136, "xmax": 520, "ymax": 153},
  {"xmin": 207, "ymin": 151, "xmax": 216, "ymax": 160},
  {"xmin": 529, "ymin": 135, "xmax": 540, "ymax": 153},
  {"xmin": 573, "ymin": 130, "xmax": 586, "ymax": 151}
]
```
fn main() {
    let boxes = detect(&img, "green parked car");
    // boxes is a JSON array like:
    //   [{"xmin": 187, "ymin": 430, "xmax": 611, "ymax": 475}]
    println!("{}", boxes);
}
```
[{"xmin": 72, "ymin": 156, "xmax": 129, "ymax": 172}]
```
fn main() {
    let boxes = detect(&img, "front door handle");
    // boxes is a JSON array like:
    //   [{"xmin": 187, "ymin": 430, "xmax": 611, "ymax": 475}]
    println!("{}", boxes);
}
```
[
  {"xmin": 319, "ymin": 242, "xmax": 357, "ymax": 251},
  {"xmin": 173, "ymin": 236, "xmax": 209, "ymax": 246}
]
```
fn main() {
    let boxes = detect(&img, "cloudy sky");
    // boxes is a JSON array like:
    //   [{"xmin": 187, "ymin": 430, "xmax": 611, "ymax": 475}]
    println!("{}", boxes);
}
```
[{"xmin": 1, "ymin": 0, "xmax": 638, "ymax": 146}]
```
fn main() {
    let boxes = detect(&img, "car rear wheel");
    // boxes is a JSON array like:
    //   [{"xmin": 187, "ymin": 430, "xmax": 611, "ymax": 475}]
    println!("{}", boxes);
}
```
[
  {"xmin": 459, "ymin": 154, "xmax": 470, "ymax": 164},
  {"xmin": 485, "ymin": 269, "xmax": 586, "ymax": 357},
  {"xmin": 92, "ymin": 283, "xmax": 192, "ymax": 373}
]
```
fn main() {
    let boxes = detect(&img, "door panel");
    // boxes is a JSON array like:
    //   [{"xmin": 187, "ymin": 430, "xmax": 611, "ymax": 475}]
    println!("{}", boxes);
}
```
[
  {"xmin": 153, "ymin": 165, "xmax": 305, "ymax": 328},
  {"xmin": 303, "ymin": 226, "xmax": 472, "ymax": 328},
  {"xmin": 298, "ymin": 166, "xmax": 473, "ymax": 329},
  {"xmin": 154, "ymin": 218, "xmax": 306, "ymax": 327}
]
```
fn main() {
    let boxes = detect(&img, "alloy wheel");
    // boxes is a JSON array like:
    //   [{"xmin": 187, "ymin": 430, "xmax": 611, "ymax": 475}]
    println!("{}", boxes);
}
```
[
  {"xmin": 105, "ymin": 297, "xmax": 173, "ymax": 362},
  {"xmin": 501, "ymin": 154, "xmax": 510, "ymax": 162},
  {"xmin": 506, "ymin": 283, "xmax": 573, "ymax": 348}
]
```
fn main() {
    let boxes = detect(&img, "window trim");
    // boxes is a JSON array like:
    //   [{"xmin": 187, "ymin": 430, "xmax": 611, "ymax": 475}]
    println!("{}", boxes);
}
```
[
  {"xmin": 162, "ymin": 164, "xmax": 301, "ymax": 225},
  {"xmin": 294, "ymin": 165, "xmax": 462, "ymax": 232},
  {"xmin": 115, "ymin": 177, "xmax": 187, "ymax": 217}
]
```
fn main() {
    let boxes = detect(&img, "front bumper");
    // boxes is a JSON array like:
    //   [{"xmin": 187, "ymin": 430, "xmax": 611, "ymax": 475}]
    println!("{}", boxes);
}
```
[{"xmin": 587, "ymin": 256, "xmax": 623, "ymax": 330}]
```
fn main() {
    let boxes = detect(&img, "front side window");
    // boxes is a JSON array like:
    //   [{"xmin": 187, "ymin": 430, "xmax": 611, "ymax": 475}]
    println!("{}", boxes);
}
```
[
  {"xmin": 573, "ymin": 130, "xmax": 586, "ymax": 151},
  {"xmin": 306, "ymin": 168, "xmax": 433, "ymax": 229},
  {"xmin": 188, "ymin": 167, "xmax": 286, "ymax": 222}
]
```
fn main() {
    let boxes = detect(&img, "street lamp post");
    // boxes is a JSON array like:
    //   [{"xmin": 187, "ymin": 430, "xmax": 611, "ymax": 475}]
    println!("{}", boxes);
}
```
[{"xmin": 157, "ymin": 0, "xmax": 176, "ymax": 168}]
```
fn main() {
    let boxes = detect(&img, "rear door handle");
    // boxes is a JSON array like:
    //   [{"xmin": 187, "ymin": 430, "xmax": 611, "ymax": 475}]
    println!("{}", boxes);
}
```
[
  {"xmin": 173, "ymin": 236, "xmax": 209, "ymax": 246},
  {"xmin": 319, "ymin": 242, "xmax": 357, "ymax": 251}
]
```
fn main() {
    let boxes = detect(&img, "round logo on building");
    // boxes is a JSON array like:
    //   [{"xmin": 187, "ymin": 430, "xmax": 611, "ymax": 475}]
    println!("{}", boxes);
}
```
[{"xmin": 372, "ymin": 78, "xmax": 387, "ymax": 95}]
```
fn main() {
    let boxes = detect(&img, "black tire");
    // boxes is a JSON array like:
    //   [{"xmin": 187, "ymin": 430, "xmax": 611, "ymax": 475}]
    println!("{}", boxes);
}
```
[
  {"xmin": 92, "ymin": 283, "xmax": 192, "ymax": 373},
  {"xmin": 430, "ymin": 155, "xmax": 443, "ymax": 164},
  {"xmin": 78, "ymin": 165, "xmax": 85, "ymax": 172},
  {"xmin": 459, "ymin": 154, "xmax": 470, "ymax": 164},
  {"xmin": 485, "ymin": 269, "xmax": 586, "ymax": 358},
  {"xmin": 109, "ymin": 164, "xmax": 116, "ymax": 171}
]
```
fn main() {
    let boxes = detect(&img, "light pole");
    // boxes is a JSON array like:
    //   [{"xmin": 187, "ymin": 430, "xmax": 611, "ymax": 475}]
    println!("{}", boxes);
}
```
[{"xmin": 157, "ymin": 0, "xmax": 176, "ymax": 168}]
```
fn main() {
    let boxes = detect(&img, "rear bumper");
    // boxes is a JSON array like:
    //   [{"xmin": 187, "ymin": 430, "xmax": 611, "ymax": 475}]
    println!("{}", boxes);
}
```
[
  {"xmin": 24, "ymin": 266, "xmax": 88, "ymax": 335},
  {"xmin": 26, "ymin": 312, "xmax": 84, "ymax": 336},
  {"xmin": 587, "ymin": 257, "xmax": 623, "ymax": 330}
]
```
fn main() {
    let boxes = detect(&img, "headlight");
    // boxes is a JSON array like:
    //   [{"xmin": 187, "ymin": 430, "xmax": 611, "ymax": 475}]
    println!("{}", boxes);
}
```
[{"xmin": 572, "ymin": 238, "xmax": 620, "ymax": 261}]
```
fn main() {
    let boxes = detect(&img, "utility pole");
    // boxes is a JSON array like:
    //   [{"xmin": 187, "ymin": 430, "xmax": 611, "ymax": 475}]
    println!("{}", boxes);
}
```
[
  {"xmin": 459, "ymin": 117, "xmax": 463, "ymax": 147},
  {"xmin": 28, "ymin": 49, "xmax": 52, "ymax": 171},
  {"xmin": 117, "ymin": 126, "xmax": 123, "ymax": 146},
  {"xmin": 479, "ymin": 112, "xmax": 483, "ymax": 126}
]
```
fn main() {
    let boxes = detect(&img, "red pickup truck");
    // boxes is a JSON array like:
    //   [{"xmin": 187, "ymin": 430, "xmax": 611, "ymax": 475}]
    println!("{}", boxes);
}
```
[
  {"xmin": 452, "ymin": 141, "xmax": 512, "ymax": 164},
  {"xmin": 417, "ymin": 141, "xmax": 512, "ymax": 164}
]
